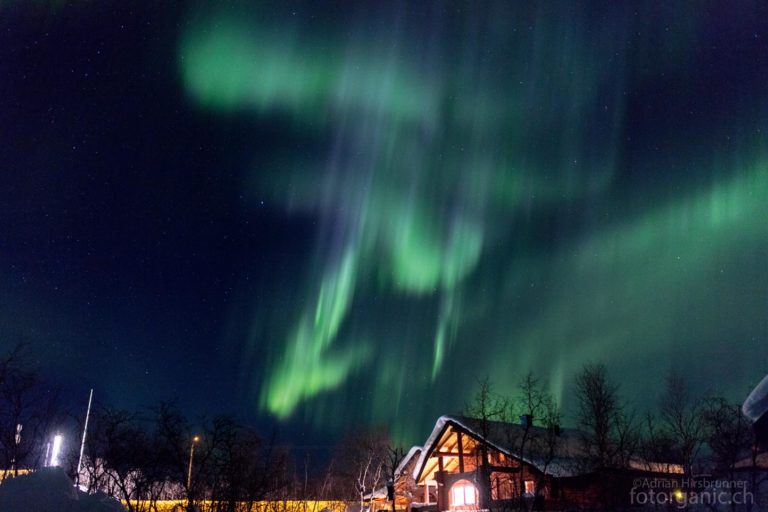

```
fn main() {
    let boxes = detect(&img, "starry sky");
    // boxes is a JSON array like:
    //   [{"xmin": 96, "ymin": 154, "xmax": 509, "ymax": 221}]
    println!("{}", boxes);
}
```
[{"xmin": 1, "ymin": 1, "xmax": 767, "ymax": 443}]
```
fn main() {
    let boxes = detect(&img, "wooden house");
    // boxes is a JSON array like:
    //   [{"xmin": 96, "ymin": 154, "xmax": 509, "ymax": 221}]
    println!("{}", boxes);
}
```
[{"xmin": 382, "ymin": 415, "xmax": 683, "ymax": 511}]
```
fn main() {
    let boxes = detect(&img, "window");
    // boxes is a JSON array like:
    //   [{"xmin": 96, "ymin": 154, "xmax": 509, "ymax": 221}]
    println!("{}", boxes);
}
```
[
  {"xmin": 491, "ymin": 473, "xmax": 513, "ymax": 500},
  {"xmin": 524, "ymin": 480, "xmax": 535, "ymax": 495},
  {"xmin": 451, "ymin": 481, "xmax": 477, "ymax": 507}
]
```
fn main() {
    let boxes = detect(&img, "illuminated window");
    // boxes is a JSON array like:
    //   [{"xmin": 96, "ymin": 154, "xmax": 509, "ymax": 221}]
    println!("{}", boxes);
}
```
[
  {"xmin": 451, "ymin": 481, "xmax": 477, "ymax": 507},
  {"xmin": 524, "ymin": 480, "xmax": 535, "ymax": 495}
]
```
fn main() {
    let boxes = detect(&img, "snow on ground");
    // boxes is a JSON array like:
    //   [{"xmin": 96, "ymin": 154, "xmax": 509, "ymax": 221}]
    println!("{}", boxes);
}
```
[{"xmin": 0, "ymin": 467, "xmax": 126, "ymax": 512}]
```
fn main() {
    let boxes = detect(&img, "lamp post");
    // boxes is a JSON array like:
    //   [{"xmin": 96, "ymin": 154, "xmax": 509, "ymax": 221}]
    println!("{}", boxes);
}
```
[
  {"xmin": 10, "ymin": 423, "xmax": 21, "ymax": 471},
  {"xmin": 187, "ymin": 435, "xmax": 200, "ymax": 503},
  {"xmin": 387, "ymin": 479, "xmax": 395, "ymax": 512}
]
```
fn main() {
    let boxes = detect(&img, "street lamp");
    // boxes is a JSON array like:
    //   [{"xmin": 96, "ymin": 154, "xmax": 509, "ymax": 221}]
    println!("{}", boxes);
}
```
[
  {"xmin": 187, "ymin": 435, "xmax": 200, "ymax": 491},
  {"xmin": 50, "ymin": 434, "xmax": 63, "ymax": 467}
]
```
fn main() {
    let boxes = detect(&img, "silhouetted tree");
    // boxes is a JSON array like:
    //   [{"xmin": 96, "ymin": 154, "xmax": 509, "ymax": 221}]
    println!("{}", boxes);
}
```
[
  {"xmin": 703, "ymin": 397, "xmax": 756, "ymax": 508},
  {"xmin": 201, "ymin": 416, "xmax": 291, "ymax": 512},
  {"xmin": 575, "ymin": 363, "xmax": 614, "ymax": 468},
  {"xmin": 659, "ymin": 370, "xmax": 705, "ymax": 476},
  {"xmin": 465, "ymin": 377, "xmax": 508, "ymax": 510},
  {"xmin": 384, "ymin": 443, "xmax": 406, "ymax": 512},
  {"xmin": 574, "ymin": 363, "xmax": 639, "ymax": 510},
  {"xmin": 513, "ymin": 373, "xmax": 561, "ymax": 510},
  {"xmin": 0, "ymin": 343, "xmax": 61, "ymax": 478},
  {"xmin": 640, "ymin": 411, "xmax": 677, "ymax": 472},
  {"xmin": 335, "ymin": 426, "xmax": 390, "ymax": 510},
  {"xmin": 465, "ymin": 377, "xmax": 507, "ymax": 438}
]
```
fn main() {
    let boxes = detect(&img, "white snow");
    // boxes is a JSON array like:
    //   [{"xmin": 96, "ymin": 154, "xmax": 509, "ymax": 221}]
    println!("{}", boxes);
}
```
[
  {"xmin": 0, "ymin": 467, "xmax": 126, "ymax": 512},
  {"xmin": 411, "ymin": 415, "xmax": 586, "ymax": 480},
  {"xmin": 744, "ymin": 374, "xmax": 768, "ymax": 422}
]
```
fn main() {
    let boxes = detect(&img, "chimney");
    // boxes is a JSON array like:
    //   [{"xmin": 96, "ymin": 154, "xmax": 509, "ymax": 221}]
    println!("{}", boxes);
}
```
[{"xmin": 519, "ymin": 414, "xmax": 532, "ymax": 427}]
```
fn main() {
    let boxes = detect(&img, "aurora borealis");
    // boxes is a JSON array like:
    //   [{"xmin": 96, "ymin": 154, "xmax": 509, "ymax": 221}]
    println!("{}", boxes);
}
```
[
  {"xmin": 178, "ymin": 1, "xmax": 768, "ymax": 437},
  {"xmin": 2, "ymin": 1, "xmax": 768, "ymax": 443}
]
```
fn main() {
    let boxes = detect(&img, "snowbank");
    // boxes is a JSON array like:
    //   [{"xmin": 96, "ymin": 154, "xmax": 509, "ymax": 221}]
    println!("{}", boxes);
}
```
[{"xmin": 0, "ymin": 467, "xmax": 126, "ymax": 512}]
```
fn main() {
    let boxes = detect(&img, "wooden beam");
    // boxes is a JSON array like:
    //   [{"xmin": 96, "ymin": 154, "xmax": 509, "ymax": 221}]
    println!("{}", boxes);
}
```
[
  {"xmin": 426, "ymin": 457, "xmax": 517, "ymax": 475},
  {"xmin": 487, "ymin": 465, "xmax": 521, "ymax": 473},
  {"xmin": 416, "ymin": 423, "xmax": 449, "ymax": 484},
  {"xmin": 457, "ymin": 431, "xmax": 465, "ymax": 473},
  {"xmin": 431, "ymin": 451, "xmax": 472, "ymax": 457}
]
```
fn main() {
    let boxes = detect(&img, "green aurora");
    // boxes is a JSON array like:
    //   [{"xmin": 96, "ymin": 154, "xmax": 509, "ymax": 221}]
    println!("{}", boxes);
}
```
[{"xmin": 179, "ymin": 2, "xmax": 768, "ymax": 440}]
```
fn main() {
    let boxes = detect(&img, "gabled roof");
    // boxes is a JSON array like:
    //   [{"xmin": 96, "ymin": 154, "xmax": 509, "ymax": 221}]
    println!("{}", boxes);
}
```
[
  {"xmin": 412, "ymin": 415, "xmax": 686, "ymax": 485},
  {"xmin": 413, "ymin": 415, "xmax": 586, "ymax": 480},
  {"xmin": 396, "ymin": 446, "xmax": 423, "ymax": 477},
  {"xmin": 364, "ymin": 446, "xmax": 423, "ymax": 501}
]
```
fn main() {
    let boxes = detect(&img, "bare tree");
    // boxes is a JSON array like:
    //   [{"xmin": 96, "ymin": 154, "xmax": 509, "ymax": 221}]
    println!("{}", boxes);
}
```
[
  {"xmin": 200, "ymin": 416, "xmax": 291, "ymax": 512},
  {"xmin": 76, "ymin": 404, "xmax": 184, "ymax": 512},
  {"xmin": 465, "ymin": 377, "xmax": 508, "ymax": 510},
  {"xmin": 150, "ymin": 401, "xmax": 190, "ymax": 498},
  {"xmin": 374, "ymin": 443, "xmax": 407, "ymax": 512},
  {"xmin": 61, "ymin": 394, "xmax": 298, "ymax": 511},
  {"xmin": 335, "ymin": 427, "xmax": 390, "ymax": 511},
  {"xmin": 613, "ymin": 407, "xmax": 640, "ymax": 470},
  {"xmin": 574, "ymin": 363, "xmax": 639, "ymax": 510},
  {"xmin": 465, "ymin": 377, "xmax": 507, "ymax": 438},
  {"xmin": 659, "ymin": 370, "xmax": 705, "ymax": 476},
  {"xmin": 464, "ymin": 376, "xmax": 510, "ymax": 504},
  {"xmin": 703, "ymin": 397, "xmax": 756, "ymax": 508},
  {"xmin": 90, "ymin": 408, "xmax": 153, "ymax": 512},
  {"xmin": 574, "ymin": 363, "xmax": 619, "ymax": 468},
  {"xmin": 0, "ymin": 343, "xmax": 61, "ymax": 478},
  {"xmin": 640, "ymin": 411, "xmax": 676, "ymax": 471},
  {"xmin": 513, "ymin": 373, "xmax": 561, "ymax": 510}
]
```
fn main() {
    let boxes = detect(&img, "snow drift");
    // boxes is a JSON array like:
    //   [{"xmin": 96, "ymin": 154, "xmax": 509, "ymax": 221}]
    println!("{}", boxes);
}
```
[{"xmin": 0, "ymin": 467, "xmax": 126, "ymax": 512}]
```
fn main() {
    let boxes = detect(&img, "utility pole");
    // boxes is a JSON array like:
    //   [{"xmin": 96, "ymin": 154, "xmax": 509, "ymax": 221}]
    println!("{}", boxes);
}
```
[
  {"xmin": 76, "ymin": 389, "xmax": 93, "ymax": 488},
  {"xmin": 10, "ymin": 423, "xmax": 22, "ymax": 473},
  {"xmin": 187, "ymin": 435, "xmax": 200, "ymax": 509}
]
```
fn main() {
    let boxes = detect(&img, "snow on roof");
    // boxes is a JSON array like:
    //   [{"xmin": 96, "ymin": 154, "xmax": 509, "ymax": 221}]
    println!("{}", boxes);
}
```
[
  {"xmin": 364, "ymin": 446, "xmax": 424, "ymax": 501},
  {"xmin": 744, "ymin": 374, "xmax": 768, "ymax": 422},
  {"xmin": 0, "ymin": 467, "xmax": 127, "ymax": 512},
  {"xmin": 395, "ymin": 446, "xmax": 423, "ymax": 476},
  {"xmin": 365, "ymin": 485, "xmax": 388, "ymax": 500},
  {"xmin": 412, "ymin": 415, "xmax": 586, "ymax": 480}
]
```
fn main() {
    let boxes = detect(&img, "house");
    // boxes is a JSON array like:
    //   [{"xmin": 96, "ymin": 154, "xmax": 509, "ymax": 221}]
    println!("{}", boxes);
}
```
[
  {"xmin": 367, "ymin": 446, "xmax": 424, "ymax": 512},
  {"xmin": 381, "ymin": 415, "xmax": 683, "ymax": 512},
  {"xmin": 729, "ymin": 452, "xmax": 768, "ymax": 508}
]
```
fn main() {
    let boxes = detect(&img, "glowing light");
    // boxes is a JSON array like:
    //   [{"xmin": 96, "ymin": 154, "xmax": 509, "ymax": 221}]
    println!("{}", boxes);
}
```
[
  {"xmin": 451, "ymin": 482, "xmax": 477, "ymax": 506},
  {"xmin": 178, "ymin": 3, "xmax": 768, "ymax": 441},
  {"xmin": 181, "ymin": 8, "xmax": 628, "ymax": 422},
  {"xmin": 50, "ymin": 434, "xmax": 63, "ymax": 467}
]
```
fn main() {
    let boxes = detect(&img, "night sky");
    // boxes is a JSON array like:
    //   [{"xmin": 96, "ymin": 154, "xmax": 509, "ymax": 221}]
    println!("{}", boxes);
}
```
[{"xmin": 2, "ymin": 1, "xmax": 768, "ymax": 444}]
